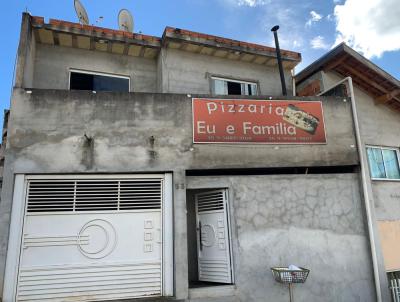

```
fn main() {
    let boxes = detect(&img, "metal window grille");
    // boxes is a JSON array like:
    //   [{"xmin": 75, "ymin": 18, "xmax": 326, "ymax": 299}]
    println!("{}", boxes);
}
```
[
  {"xmin": 389, "ymin": 272, "xmax": 400, "ymax": 302},
  {"xmin": 27, "ymin": 179, "xmax": 162, "ymax": 212},
  {"xmin": 196, "ymin": 191, "xmax": 224, "ymax": 212}
]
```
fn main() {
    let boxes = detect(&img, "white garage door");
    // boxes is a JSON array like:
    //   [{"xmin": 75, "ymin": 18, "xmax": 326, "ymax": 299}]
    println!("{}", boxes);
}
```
[{"xmin": 15, "ymin": 175, "xmax": 169, "ymax": 302}]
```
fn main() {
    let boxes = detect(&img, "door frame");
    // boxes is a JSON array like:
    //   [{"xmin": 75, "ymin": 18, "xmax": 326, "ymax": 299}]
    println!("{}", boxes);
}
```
[
  {"xmin": 3, "ymin": 173, "xmax": 174, "ymax": 301},
  {"xmin": 194, "ymin": 188, "xmax": 235, "ymax": 284}
]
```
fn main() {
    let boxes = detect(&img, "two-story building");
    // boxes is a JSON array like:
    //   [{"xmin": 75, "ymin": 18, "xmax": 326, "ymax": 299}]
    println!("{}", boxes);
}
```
[
  {"xmin": 0, "ymin": 12, "xmax": 396, "ymax": 302},
  {"xmin": 296, "ymin": 43, "xmax": 400, "ymax": 301}
]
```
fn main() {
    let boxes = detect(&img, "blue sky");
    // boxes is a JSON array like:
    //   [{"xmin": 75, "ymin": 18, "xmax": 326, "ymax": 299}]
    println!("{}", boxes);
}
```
[{"xmin": 1, "ymin": 0, "xmax": 399, "ymax": 127}]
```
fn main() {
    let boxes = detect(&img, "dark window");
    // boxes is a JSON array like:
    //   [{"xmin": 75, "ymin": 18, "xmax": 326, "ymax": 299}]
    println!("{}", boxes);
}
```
[
  {"xmin": 212, "ymin": 78, "xmax": 258, "ymax": 96},
  {"xmin": 227, "ymin": 81, "xmax": 242, "ymax": 95},
  {"xmin": 321, "ymin": 84, "xmax": 348, "ymax": 97},
  {"xmin": 70, "ymin": 72, "xmax": 129, "ymax": 92}
]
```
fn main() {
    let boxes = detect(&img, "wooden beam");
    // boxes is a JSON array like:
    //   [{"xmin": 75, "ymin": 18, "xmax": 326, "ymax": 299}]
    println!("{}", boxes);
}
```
[
  {"xmin": 123, "ymin": 43, "xmax": 129, "ymax": 55},
  {"xmin": 375, "ymin": 89, "xmax": 400, "ymax": 104},
  {"xmin": 196, "ymin": 45, "xmax": 204, "ymax": 54},
  {"xmin": 180, "ymin": 42, "xmax": 189, "ymax": 51},
  {"xmin": 139, "ymin": 46, "xmax": 146, "ymax": 57},
  {"xmin": 33, "ymin": 29, "xmax": 41, "ymax": 44},
  {"xmin": 72, "ymin": 35, "xmax": 78, "ymax": 48},
  {"xmin": 89, "ymin": 36, "xmax": 95, "ymax": 50},
  {"xmin": 53, "ymin": 32, "xmax": 60, "ymax": 46},
  {"xmin": 342, "ymin": 64, "xmax": 388, "ymax": 94},
  {"xmin": 323, "ymin": 55, "xmax": 348, "ymax": 71},
  {"xmin": 339, "ymin": 65, "xmax": 400, "ymax": 104}
]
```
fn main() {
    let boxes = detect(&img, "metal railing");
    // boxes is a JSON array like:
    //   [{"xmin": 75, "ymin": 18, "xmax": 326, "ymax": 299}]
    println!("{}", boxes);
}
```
[{"xmin": 390, "ymin": 279, "xmax": 400, "ymax": 302}]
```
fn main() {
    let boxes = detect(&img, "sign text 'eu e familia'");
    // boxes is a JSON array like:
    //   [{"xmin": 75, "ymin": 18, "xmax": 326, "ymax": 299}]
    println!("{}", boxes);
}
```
[{"xmin": 192, "ymin": 98, "xmax": 327, "ymax": 144}]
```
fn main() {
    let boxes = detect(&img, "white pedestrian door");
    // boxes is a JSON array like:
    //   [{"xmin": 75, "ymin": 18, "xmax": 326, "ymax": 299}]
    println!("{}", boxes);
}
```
[
  {"xmin": 195, "ymin": 189, "xmax": 233, "ymax": 283},
  {"xmin": 16, "ymin": 176, "xmax": 165, "ymax": 302}
]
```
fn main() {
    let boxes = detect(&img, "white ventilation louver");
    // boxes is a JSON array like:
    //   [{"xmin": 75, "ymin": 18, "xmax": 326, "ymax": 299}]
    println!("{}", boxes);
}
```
[
  {"xmin": 27, "ymin": 179, "xmax": 162, "ymax": 212},
  {"xmin": 196, "ymin": 191, "xmax": 224, "ymax": 212}
]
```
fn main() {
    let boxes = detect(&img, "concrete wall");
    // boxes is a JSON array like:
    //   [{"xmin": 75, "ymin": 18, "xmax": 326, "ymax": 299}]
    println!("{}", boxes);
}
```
[
  {"xmin": 0, "ymin": 89, "xmax": 359, "ymax": 300},
  {"xmin": 5, "ymin": 90, "xmax": 357, "ymax": 173},
  {"xmin": 186, "ymin": 174, "xmax": 375, "ymax": 302},
  {"xmin": 320, "ymin": 70, "xmax": 400, "ymax": 300},
  {"xmin": 23, "ymin": 25, "xmax": 36, "ymax": 88},
  {"xmin": 31, "ymin": 43, "xmax": 294, "ymax": 97},
  {"xmin": 323, "ymin": 70, "xmax": 400, "ymax": 221},
  {"xmin": 159, "ymin": 48, "xmax": 294, "ymax": 96},
  {"xmin": 14, "ymin": 13, "xmax": 36, "ymax": 89},
  {"xmin": 32, "ymin": 44, "xmax": 158, "ymax": 92}
]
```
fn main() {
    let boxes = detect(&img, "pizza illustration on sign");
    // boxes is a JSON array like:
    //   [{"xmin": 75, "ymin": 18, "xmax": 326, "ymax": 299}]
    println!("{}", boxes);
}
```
[{"xmin": 283, "ymin": 104, "xmax": 320, "ymax": 135}]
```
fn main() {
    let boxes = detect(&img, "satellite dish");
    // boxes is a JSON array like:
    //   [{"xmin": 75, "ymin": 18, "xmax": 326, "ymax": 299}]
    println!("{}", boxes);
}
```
[
  {"xmin": 118, "ymin": 9, "xmax": 134, "ymax": 32},
  {"xmin": 74, "ymin": 0, "xmax": 89, "ymax": 25}
]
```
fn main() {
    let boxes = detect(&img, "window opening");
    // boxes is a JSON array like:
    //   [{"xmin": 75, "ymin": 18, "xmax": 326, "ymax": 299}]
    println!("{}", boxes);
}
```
[
  {"xmin": 367, "ymin": 146, "xmax": 400, "ymax": 180},
  {"xmin": 212, "ymin": 77, "xmax": 258, "ymax": 96},
  {"xmin": 70, "ymin": 71, "xmax": 130, "ymax": 92}
]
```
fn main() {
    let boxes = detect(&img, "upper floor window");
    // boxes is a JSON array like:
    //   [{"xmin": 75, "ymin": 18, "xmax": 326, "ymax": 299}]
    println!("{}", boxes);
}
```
[
  {"xmin": 367, "ymin": 146, "xmax": 400, "ymax": 180},
  {"xmin": 69, "ymin": 70, "xmax": 130, "ymax": 92},
  {"xmin": 211, "ymin": 77, "xmax": 258, "ymax": 96}
]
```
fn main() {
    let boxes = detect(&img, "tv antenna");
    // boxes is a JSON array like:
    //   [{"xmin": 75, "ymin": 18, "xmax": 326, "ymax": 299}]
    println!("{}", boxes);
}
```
[
  {"xmin": 118, "ymin": 9, "xmax": 134, "ymax": 32},
  {"xmin": 74, "ymin": 0, "xmax": 89, "ymax": 25}
]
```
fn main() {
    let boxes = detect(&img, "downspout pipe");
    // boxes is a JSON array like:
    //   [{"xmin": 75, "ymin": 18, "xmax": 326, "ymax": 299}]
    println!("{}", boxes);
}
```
[
  {"xmin": 271, "ymin": 25, "xmax": 287, "ymax": 96},
  {"xmin": 318, "ymin": 77, "xmax": 383, "ymax": 302}
]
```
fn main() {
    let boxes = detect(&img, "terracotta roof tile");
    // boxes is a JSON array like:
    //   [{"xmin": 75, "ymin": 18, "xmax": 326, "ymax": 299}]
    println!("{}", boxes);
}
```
[{"xmin": 29, "ymin": 15, "xmax": 300, "ymax": 62}]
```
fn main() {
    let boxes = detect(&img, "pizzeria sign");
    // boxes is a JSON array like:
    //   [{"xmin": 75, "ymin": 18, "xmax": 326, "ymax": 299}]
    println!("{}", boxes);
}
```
[{"xmin": 192, "ymin": 98, "xmax": 327, "ymax": 144}]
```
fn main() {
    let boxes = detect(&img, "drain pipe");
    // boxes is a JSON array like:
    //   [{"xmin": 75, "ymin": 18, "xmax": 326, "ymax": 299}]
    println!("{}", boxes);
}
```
[
  {"xmin": 318, "ymin": 77, "xmax": 382, "ymax": 302},
  {"xmin": 271, "ymin": 25, "xmax": 287, "ymax": 96}
]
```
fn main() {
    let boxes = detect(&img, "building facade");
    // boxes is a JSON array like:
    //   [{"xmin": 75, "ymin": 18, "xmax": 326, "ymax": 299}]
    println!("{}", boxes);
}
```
[
  {"xmin": 296, "ymin": 43, "xmax": 400, "ymax": 301},
  {"xmin": 1, "ymin": 13, "xmax": 397, "ymax": 302}
]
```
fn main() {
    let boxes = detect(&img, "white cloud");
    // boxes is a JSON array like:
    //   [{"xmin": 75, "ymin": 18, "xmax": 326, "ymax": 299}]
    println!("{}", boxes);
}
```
[
  {"xmin": 306, "ymin": 10, "xmax": 323, "ymax": 27},
  {"xmin": 224, "ymin": 0, "xmax": 268, "ymax": 7},
  {"xmin": 217, "ymin": 0, "xmax": 322, "ymax": 53},
  {"xmin": 334, "ymin": 0, "xmax": 400, "ymax": 58},
  {"xmin": 310, "ymin": 36, "xmax": 330, "ymax": 49}
]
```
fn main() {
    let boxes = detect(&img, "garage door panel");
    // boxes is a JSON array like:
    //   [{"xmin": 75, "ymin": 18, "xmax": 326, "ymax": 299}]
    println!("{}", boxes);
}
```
[
  {"xmin": 17, "ymin": 177, "xmax": 164, "ymax": 302},
  {"xmin": 21, "ymin": 212, "xmax": 161, "ymax": 266},
  {"xmin": 17, "ymin": 263, "xmax": 161, "ymax": 301}
]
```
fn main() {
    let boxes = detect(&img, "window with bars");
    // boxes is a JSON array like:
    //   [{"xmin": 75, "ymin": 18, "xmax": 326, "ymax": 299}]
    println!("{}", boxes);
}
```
[
  {"xmin": 26, "ymin": 179, "xmax": 162, "ymax": 213},
  {"xmin": 366, "ymin": 146, "xmax": 400, "ymax": 180}
]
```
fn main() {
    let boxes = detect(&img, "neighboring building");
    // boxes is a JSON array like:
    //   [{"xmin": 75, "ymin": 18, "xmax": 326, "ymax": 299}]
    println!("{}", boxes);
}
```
[
  {"xmin": 296, "ymin": 42, "xmax": 400, "ymax": 301},
  {"xmin": 0, "ymin": 13, "xmax": 395, "ymax": 302}
]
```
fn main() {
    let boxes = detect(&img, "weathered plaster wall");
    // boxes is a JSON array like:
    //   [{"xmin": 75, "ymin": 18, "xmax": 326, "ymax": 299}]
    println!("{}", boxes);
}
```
[
  {"xmin": 186, "ymin": 174, "xmax": 375, "ymax": 302},
  {"xmin": 32, "ymin": 44, "xmax": 295, "ymax": 96},
  {"xmin": 32, "ymin": 44, "xmax": 158, "ymax": 92},
  {"xmin": 323, "ymin": 70, "xmax": 400, "ymax": 221},
  {"xmin": 6, "ymin": 90, "xmax": 357, "ymax": 173},
  {"xmin": 22, "ymin": 25, "xmax": 36, "ymax": 88},
  {"xmin": 0, "ymin": 89, "xmax": 358, "ymax": 300},
  {"xmin": 159, "ymin": 48, "xmax": 294, "ymax": 95}
]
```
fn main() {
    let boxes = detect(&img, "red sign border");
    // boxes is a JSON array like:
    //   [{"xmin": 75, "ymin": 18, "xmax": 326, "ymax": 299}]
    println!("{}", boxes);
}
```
[{"xmin": 192, "ymin": 98, "xmax": 328, "ymax": 145}]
